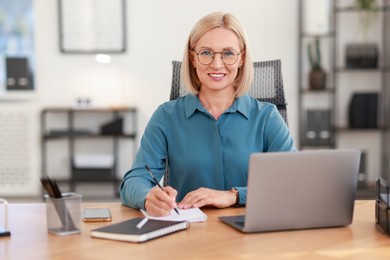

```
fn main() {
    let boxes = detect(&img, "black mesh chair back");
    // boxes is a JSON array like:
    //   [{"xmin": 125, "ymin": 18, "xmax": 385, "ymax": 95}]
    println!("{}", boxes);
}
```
[{"xmin": 169, "ymin": 59, "xmax": 288, "ymax": 124}]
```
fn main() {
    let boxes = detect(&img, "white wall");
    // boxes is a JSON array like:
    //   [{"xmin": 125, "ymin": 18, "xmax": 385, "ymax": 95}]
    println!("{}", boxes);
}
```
[
  {"xmin": 35, "ymin": 0, "xmax": 298, "ymax": 138},
  {"xmin": 5, "ymin": 0, "xmax": 299, "ymax": 195}
]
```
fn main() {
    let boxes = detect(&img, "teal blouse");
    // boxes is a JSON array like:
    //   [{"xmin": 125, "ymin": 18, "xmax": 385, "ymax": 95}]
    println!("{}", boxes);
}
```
[{"xmin": 120, "ymin": 94, "xmax": 295, "ymax": 209}]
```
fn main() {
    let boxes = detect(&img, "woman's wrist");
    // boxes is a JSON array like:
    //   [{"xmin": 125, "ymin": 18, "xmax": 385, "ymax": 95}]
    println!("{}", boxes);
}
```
[{"xmin": 229, "ymin": 187, "xmax": 239, "ymax": 207}]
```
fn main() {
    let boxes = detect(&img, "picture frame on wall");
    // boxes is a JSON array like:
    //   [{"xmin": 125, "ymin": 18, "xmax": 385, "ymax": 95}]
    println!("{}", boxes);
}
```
[{"xmin": 58, "ymin": 0, "xmax": 126, "ymax": 54}]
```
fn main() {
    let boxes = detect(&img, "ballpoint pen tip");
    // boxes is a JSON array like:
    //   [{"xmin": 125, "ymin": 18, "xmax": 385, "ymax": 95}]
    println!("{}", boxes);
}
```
[{"xmin": 174, "ymin": 208, "xmax": 180, "ymax": 215}]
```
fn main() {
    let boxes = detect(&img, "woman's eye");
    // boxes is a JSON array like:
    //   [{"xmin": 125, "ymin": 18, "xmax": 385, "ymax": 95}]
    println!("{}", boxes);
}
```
[
  {"xmin": 199, "ymin": 50, "xmax": 213, "ymax": 57},
  {"xmin": 223, "ymin": 50, "xmax": 235, "ymax": 57}
]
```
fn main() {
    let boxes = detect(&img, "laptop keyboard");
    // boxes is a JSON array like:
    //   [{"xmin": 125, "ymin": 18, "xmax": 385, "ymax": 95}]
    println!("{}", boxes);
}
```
[{"xmin": 235, "ymin": 221, "xmax": 245, "ymax": 227}]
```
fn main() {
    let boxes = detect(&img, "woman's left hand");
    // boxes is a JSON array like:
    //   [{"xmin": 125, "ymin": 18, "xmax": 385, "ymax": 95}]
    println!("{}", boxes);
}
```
[{"xmin": 178, "ymin": 187, "xmax": 236, "ymax": 209}]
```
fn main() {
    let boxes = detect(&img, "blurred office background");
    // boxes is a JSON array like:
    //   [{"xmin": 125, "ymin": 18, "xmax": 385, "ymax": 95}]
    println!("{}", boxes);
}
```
[{"xmin": 0, "ymin": 0, "xmax": 388, "ymax": 201}]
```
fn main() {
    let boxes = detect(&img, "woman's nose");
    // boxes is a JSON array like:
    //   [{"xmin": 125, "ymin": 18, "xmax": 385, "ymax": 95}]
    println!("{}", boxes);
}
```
[{"xmin": 210, "ymin": 53, "xmax": 224, "ymax": 68}]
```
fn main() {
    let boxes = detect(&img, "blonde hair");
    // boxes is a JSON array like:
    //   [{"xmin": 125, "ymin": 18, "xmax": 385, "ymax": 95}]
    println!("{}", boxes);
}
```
[{"xmin": 182, "ymin": 12, "xmax": 254, "ymax": 97}]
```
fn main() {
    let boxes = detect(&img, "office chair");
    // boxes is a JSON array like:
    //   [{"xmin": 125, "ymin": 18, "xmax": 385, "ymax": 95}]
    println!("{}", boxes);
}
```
[
  {"xmin": 169, "ymin": 60, "xmax": 288, "ymax": 123},
  {"xmin": 164, "ymin": 59, "xmax": 288, "ymax": 186}
]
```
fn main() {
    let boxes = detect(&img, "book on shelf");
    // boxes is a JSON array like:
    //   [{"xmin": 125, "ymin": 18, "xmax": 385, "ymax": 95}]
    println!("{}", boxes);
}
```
[
  {"xmin": 90, "ymin": 217, "xmax": 190, "ymax": 243},
  {"xmin": 305, "ymin": 110, "xmax": 331, "ymax": 146}
]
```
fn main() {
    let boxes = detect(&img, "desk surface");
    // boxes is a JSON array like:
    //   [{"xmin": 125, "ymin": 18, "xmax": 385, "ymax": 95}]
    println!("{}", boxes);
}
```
[{"xmin": 1, "ymin": 200, "xmax": 389, "ymax": 259}]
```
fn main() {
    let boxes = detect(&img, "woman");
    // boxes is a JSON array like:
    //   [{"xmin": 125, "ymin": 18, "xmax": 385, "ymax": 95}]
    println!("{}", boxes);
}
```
[{"xmin": 120, "ymin": 12, "xmax": 295, "ymax": 216}]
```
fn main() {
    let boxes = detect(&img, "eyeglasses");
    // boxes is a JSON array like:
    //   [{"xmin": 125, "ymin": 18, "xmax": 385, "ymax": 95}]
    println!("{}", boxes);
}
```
[{"xmin": 192, "ymin": 48, "xmax": 242, "ymax": 65}]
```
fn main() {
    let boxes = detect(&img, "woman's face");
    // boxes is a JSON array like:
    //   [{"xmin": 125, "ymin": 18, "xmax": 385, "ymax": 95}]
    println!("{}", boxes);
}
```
[{"xmin": 192, "ymin": 27, "xmax": 243, "ymax": 94}]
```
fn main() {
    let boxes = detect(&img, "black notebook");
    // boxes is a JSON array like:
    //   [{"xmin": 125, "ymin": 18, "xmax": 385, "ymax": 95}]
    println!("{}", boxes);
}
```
[{"xmin": 90, "ymin": 218, "xmax": 190, "ymax": 243}]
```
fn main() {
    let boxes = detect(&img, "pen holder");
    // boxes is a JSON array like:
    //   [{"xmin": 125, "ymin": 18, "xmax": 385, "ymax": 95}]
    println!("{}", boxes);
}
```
[{"xmin": 45, "ymin": 192, "xmax": 82, "ymax": 236}]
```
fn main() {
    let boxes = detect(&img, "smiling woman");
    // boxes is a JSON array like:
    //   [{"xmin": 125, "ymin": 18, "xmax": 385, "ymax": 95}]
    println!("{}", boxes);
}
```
[{"xmin": 120, "ymin": 12, "xmax": 295, "ymax": 217}]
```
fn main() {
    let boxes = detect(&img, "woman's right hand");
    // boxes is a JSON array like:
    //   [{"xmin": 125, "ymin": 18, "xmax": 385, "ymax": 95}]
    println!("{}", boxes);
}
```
[{"xmin": 144, "ymin": 186, "xmax": 178, "ymax": 216}]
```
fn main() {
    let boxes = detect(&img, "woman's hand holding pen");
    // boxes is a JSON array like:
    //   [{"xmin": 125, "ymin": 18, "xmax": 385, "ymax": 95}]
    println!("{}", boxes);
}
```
[
  {"xmin": 145, "ymin": 185, "xmax": 236, "ymax": 216},
  {"xmin": 145, "ymin": 186, "xmax": 178, "ymax": 217}
]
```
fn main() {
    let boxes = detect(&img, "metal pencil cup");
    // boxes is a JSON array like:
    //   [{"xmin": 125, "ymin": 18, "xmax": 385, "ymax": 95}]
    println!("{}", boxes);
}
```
[{"xmin": 45, "ymin": 192, "xmax": 82, "ymax": 236}]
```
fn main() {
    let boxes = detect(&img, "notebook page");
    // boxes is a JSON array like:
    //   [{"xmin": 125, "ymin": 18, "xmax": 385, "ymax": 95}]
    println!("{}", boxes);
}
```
[{"xmin": 140, "ymin": 208, "xmax": 207, "ymax": 222}]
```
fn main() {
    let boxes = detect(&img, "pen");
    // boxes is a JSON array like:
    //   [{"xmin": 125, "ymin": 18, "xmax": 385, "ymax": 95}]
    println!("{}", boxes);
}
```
[
  {"xmin": 145, "ymin": 164, "xmax": 180, "ymax": 215},
  {"xmin": 136, "ymin": 217, "xmax": 148, "ymax": 230}
]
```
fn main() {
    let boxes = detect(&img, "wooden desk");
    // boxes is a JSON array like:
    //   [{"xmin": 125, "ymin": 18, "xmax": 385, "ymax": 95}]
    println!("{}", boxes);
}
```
[{"xmin": 1, "ymin": 201, "xmax": 389, "ymax": 259}]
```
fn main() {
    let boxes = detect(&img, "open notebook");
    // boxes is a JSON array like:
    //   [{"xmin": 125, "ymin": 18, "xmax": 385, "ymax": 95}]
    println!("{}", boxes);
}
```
[{"xmin": 140, "ymin": 207, "xmax": 207, "ymax": 222}]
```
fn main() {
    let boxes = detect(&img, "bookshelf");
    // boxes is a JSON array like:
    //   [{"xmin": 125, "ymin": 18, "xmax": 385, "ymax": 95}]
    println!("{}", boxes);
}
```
[
  {"xmin": 298, "ymin": 0, "xmax": 390, "ymax": 196},
  {"xmin": 41, "ymin": 107, "xmax": 137, "ymax": 196}
]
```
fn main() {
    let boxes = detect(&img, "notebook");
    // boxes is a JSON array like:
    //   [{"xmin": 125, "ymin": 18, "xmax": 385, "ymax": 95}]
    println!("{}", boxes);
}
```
[
  {"xmin": 140, "ymin": 207, "xmax": 207, "ymax": 222},
  {"xmin": 91, "ymin": 218, "xmax": 190, "ymax": 243},
  {"xmin": 219, "ymin": 149, "xmax": 361, "ymax": 233}
]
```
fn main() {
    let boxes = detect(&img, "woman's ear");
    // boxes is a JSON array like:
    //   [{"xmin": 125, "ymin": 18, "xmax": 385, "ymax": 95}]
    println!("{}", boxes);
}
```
[
  {"xmin": 190, "ymin": 53, "xmax": 196, "ymax": 68},
  {"xmin": 239, "ymin": 50, "xmax": 245, "ymax": 67}
]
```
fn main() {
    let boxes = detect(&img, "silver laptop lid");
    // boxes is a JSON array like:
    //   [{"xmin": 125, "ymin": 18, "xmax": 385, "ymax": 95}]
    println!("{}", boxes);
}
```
[{"xmin": 244, "ymin": 149, "xmax": 361, "ymax": 232}]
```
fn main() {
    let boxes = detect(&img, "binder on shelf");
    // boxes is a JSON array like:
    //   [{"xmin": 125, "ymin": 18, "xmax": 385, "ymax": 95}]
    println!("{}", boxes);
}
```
[
  {"xmin": 100, "ymin": 118, "xmax": 123, "ymax": 135},
  {"xmin": 6, "ymin": 57, "xmax": 32, "ymax": 90},
  {"xmin": 305, "ymin": 110, "xmax": 331, "ymax": 146},
  {"xmin": 349, "ymin": 93, "xmax": 378, "ymax": 129}
]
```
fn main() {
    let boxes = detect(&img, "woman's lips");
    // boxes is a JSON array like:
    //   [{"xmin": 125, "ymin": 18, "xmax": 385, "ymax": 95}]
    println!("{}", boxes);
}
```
[{"xmin": 208, "ymin": 73, "xmax": 226, "ymax": 80}]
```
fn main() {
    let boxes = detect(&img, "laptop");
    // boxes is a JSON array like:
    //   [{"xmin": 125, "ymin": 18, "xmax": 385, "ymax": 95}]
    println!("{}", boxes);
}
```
[{"xmin": 219, "ymin": 149, "xmax": 361, "ymax": 233}]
